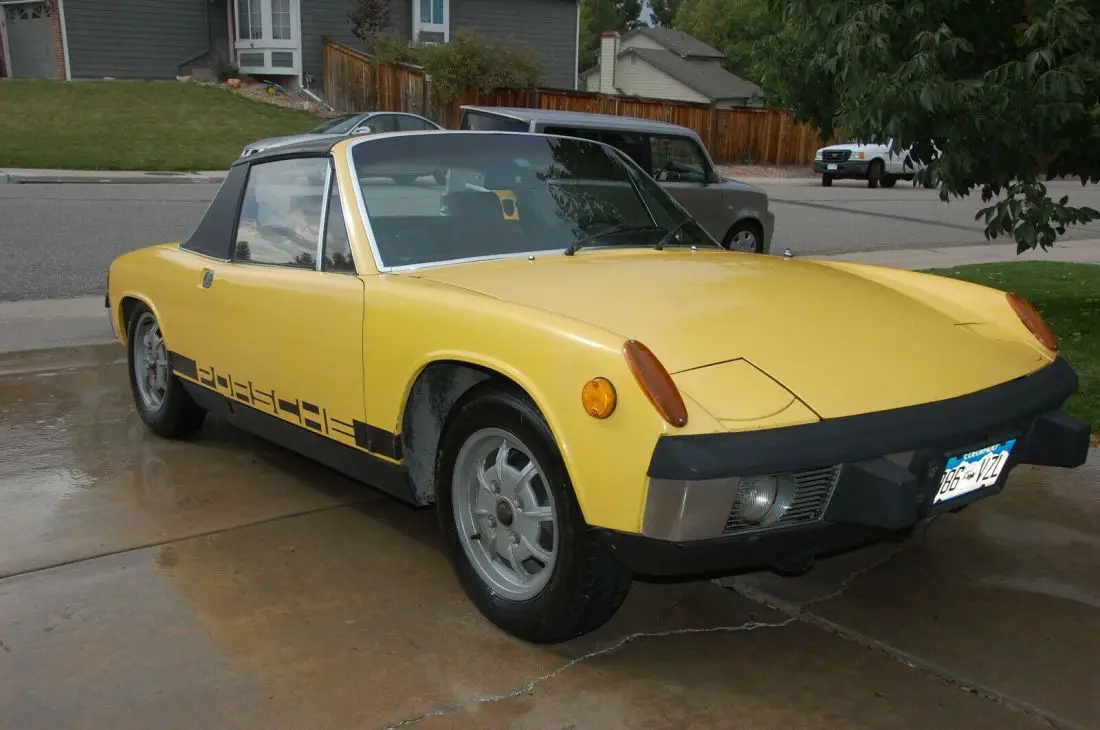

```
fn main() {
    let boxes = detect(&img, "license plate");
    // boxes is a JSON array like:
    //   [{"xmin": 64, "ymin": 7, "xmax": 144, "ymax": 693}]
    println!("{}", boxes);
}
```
[
  {"xmin": 826, "ymin": 163, "xmax": 838, "ymax": 171},
  {"xmin": 933, "ymin": 439, "xmax": 1016, "ymax": 505}
]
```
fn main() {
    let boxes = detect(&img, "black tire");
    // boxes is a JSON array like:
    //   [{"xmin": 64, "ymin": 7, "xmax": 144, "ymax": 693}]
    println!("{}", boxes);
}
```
[
  {"xmin": 867, "ymin": 160, "xmax": 883, "ymax": 188},
  {"xmin": 881, "ymin": 175, "xmax": 898, "ymax": 188},
  {"xmin": 722, "ymin": 220, "xmax": 763, "ymax": 253},
  {"xmin": 821, "ymin": 174, "xmax": 834, "ymax": 187},
  {"xmin": 392, "ymin": 174, "xmax": 417, "ymax": 186},
  {"xmin": 432, "ymin": 169, "xmax": 447, "ymax": 186},
  {"xmin": 435, "ymin": 382, "xmax": 633, "ymax": 644},
  {"xmin": 126, "ymin": 302, "xmax": 206, "ymax": 439}
]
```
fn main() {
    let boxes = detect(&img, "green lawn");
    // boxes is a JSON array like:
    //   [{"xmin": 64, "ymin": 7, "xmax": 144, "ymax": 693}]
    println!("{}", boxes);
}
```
[
  {"xmin": 925, "ymin": 261, "xmax": 1099, "ymax": 430},
  {"xmin": 0, "ymin": 80, "xmax": 322, "ymax": 171}
]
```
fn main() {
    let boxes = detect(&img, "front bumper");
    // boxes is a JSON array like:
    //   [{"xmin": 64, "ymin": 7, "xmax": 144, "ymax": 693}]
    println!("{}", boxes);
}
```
[
  {"xmin": 599, "ymin": 357, "xmax": 1091, "ymax": 578},
  {"xmin": 812, "ymin": 160, "xmax": 870, "ymax": 178}
]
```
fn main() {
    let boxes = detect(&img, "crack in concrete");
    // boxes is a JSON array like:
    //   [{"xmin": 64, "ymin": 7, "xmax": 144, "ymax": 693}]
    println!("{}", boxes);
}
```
[
  {"xmin": 727, "ymin": 517, "xmax": 1086, "ymax": 730},
  {"xmin": 381, "ymin": 617, "xmax": 798, "ymax": 729}
]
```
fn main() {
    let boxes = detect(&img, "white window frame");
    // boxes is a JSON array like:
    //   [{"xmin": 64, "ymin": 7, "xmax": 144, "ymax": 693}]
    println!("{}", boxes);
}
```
[
  {"xmin": 232, "ymin": 0, "xmax": 302, "ymax": 77},
  {"xmin": 412, "ymin": 0, "xmax": 449, "ymax": 43}
]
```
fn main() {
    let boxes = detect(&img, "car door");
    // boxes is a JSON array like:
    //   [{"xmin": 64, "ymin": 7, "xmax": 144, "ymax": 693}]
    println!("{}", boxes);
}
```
[
  {"xmin": 197, "ymin": 154, "xmax": 367, "ymax": 449},
  {"xmin": 394, "ymin": 113, "xmax": 441, "ymax": 131},
  {"xmin": 643, "ymin": 134, "xmax": 728, "ymax": 240}
]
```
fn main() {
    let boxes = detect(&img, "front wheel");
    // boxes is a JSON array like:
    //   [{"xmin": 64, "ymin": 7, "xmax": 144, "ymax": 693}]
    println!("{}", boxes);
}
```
[
  {"xmin": 821, "ymin": 174, "xmax": 834, "ymax": 187},
  {"xmin": 881, "ymin": 174, "xmax": 898, "ymax": 188},
  {"xmin": 436, "ymin": 383, "xmax": 632, "ymax": 644},
  {"xmin": 867, "ymin": 160, "xmax": 884, "ymax": 188},
  {"xmin": 722, "ymin": 220, "xmax": 763, "ymax": 253}
]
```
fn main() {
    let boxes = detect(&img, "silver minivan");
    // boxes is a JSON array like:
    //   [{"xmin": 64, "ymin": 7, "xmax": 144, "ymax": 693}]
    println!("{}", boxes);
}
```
[{"xmin": 457, "ymin": 105, "xmax": 775, "ymax": 254}]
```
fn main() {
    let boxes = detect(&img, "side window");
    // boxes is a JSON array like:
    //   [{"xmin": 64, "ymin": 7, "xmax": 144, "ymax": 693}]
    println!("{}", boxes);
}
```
[
  {"xmin": 648, "ymin": 136, "xmax": 708, "ymax": 183},
  {"xmin": 369, "ymin": 114, "xmax": 398, "ymax": 133},
  {"xmin": 321, "ymin": 176, "xmax": 356, "ymax": 273},
  {"xmin": 396, "ymin": 115, "xmax": 436, "ymax": 131},
  {"xmin": 459, "ymin": 111, "xmax": 529, "ymax": 131},
  {"xmin": 233, "ymin": 157, "xmax": 328, "ymax": 268}
]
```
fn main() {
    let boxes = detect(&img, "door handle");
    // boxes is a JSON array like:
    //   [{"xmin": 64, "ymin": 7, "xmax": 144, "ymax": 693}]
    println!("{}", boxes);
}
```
[{"xmin": 201, "ymin": 269, "xmax": 215, "ymax": 289}]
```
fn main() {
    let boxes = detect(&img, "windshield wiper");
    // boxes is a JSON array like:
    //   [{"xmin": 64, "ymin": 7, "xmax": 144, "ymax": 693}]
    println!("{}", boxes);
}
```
[
  {"xmin": 563, "ymin": 223, "xmax": 662, "ymax": 256},
  {"xmin": 653, "ymin": 217, "xmax": 698, "ymax": 250}
]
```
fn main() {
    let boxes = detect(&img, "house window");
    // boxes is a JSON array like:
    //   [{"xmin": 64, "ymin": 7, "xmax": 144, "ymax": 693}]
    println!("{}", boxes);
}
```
[
  {"xmin": 237, "ymin": 0, "xmax": 262, "ymax": 40},
  {"xmin": 271, "ymin": 0, "xmax": 292, "ymax": 40},
  {"xmin": 413, "ymin": 0, "xmax": 448, "ymax": 42}
]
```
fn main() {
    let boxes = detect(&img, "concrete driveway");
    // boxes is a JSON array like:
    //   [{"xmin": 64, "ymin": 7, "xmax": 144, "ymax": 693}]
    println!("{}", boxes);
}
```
[{"xmin": 1, "ymin": 346, "xmax": 1096, "ymax": 730}]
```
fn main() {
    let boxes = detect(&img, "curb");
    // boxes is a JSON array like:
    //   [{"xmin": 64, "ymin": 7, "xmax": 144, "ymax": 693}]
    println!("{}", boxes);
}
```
[{"xmin": 0, "ymin": 170, "xmax": 226, "ymax": 185}]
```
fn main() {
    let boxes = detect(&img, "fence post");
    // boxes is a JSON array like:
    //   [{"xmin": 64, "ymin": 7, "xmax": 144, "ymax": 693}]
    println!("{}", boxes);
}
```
[{"xmin": 708, "ymin": 103, "xmax": 717, "ymax": 153}]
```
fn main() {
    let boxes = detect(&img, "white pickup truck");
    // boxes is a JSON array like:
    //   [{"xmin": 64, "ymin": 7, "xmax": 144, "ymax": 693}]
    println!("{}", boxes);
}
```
[{"xmin": 811, "ymin": 138, "xmax": 926, "ymax": 188}]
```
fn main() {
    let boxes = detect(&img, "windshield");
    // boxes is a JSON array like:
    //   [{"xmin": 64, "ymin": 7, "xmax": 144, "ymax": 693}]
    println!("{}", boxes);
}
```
[
  {"xmin": 309, "ymin": 114, "xmax": 363, "ymax": 135},
  {"xmin": 350, "ymin": 133, "xmax": 715, "ymax": 269}
]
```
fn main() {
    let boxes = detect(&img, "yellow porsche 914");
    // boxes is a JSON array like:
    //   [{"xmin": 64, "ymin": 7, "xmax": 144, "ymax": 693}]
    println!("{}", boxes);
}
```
[{"xmin": 106, "ymin": 130, "xmax": 1091, "ymax": 644}]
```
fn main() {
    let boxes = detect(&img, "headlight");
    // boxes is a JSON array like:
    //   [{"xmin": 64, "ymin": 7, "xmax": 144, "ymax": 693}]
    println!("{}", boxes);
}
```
[
  {"xmin": 814, "ymin": 149, "xmax": 823, "ymax": 160},
  {"xmin": 736, "ymin": 475, "xmax": 779, "ymax": 523}
]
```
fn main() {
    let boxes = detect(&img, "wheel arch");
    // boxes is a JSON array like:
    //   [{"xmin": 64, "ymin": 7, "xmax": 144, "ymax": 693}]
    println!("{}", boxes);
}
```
[
  {"xmin": 117, "ymin": 293, "xmax": 160, "ymax": 347},
  {"xmin": 397, "ymin": 356, "xmax": 567, "ymax": 507}
]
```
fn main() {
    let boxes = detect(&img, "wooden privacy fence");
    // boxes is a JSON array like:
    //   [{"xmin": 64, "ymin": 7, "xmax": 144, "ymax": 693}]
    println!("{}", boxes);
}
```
[{"xmin": 322, "ymin": 39, "xmax": 828, "ymax": 166}]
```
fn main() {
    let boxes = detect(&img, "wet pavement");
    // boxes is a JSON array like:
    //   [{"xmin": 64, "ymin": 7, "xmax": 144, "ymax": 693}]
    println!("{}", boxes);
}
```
[{"xmin": 1, "ymin": 349, "xmax": 1097, "ymax": 730}]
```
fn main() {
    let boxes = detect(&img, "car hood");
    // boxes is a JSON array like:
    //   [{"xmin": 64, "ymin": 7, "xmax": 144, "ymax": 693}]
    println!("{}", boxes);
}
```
[
  {"xmin": 408, "ymin": 249, "xmax": 1046, "ymax": 419},
  {"xmin": 717, "ymin": 178, "xmax": 767, "ymax": 196}
]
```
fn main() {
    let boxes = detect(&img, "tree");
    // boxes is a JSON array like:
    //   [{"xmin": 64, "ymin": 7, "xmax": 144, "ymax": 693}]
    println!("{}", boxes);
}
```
[
  {"xmin": 347, "ymin": 0, "xmax": 391, "ymax": 42},
  {"xmin": 671, "ymin": 0, "xmax": 778, "ymax": 82},
  {"xmin": 579, "ymin": 0, "xmax": 645, "ymax": 72},
  {"xmin": 648, "ymin": 0, "xmax": 683, "ymax": 26},
  {"xmin": 755, "ymin": 0, "xmax": 1100, "ymax": 253}
]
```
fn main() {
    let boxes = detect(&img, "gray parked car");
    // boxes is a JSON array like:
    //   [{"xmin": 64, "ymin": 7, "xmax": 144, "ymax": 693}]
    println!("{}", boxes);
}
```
[
  {"xmin": 239, "ymin": 110, "xmax": 441, "ymax": 158},
  {"xmin": 241, "ymin": 111, "xmax": 447, "ymax": 185},
  {"xmin": 457, "ymin": 105, "xmax": 775, "ymax": 254}
]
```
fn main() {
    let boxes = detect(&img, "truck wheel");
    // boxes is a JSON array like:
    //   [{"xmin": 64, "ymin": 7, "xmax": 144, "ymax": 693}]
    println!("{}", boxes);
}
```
[
  {"xmin": 867, "ymin": 160, "xmax": 884, "ymax": 189},
  {"xmin": 436, "ymin": 382, "xmax": 633, "ymax": 644},
  {"xmin": 881, "ymin": 175, "xmax": 898, "ymax": 188},
  {"xmin": 821, "ymin": 174, "xmax": 834, "ymax": 187},
  {"xmin": 126, "ymin": 303, "xmax": 206, "ymax": 439},
  {"xmin": 722, "ymin": 220, "xmax": 763, "ymax": 253}
]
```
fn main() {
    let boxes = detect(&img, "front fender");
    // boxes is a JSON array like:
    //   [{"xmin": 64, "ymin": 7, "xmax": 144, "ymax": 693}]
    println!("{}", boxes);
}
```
[{"xmin": 361, "ymin": 275, "xmax": 724, "ymax": 534}]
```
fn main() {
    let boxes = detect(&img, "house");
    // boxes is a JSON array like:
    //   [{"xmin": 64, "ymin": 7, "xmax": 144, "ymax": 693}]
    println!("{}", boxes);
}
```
[
  {"xmin": 580, "ymin": 26, "xmax": 764, "ymax": 108},
  {"xmin": 0, "ymin": 0, "xmax": 581, "ymax": 93}
]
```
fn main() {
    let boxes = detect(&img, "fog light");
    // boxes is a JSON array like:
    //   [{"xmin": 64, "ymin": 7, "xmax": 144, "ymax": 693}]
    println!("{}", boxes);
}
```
[{"xmin": 736, "ymin": 475, "xmax": 779, "ymax": 524}]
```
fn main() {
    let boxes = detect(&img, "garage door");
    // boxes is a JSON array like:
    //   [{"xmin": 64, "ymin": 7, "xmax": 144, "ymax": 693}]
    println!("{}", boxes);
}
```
[{"xmin": 2, "ymin": 2, "xmax": 57, "ymax": 79}]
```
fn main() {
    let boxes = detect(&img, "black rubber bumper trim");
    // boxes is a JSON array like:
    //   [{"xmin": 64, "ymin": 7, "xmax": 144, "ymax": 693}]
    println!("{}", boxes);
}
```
[
  {"xmin": 596, "ymin": 522, "xmax": 898, "ymax": 578},
  {"xmin": 812, "ymin": 160, "xmax": 871, "ymax": 176},
  {"xmin": 649, "ymin": 357, "xmax": 1081, "ymax": 481}
]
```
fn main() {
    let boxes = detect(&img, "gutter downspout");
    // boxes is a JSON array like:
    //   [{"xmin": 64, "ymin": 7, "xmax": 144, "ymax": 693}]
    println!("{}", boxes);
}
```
[{"xmin": 302, "ymin": 87, "xmax": 336, "ymax": 112}]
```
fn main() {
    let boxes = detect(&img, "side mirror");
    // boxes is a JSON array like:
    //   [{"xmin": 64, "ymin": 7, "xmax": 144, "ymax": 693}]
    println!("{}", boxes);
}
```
[{"xmin": 353, "ymin": 124, "xmax": 375, "ymax": 135}]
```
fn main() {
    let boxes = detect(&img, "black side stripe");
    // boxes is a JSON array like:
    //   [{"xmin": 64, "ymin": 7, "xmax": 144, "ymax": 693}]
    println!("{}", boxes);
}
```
[
  {"xmin": 302, "ymin": 401, "xmax": 320, "ymax": 415},
  {"xmin": 279, "ymin": 398, "xmax": 300, "ymax": 417},
  {"xmin": 217, "ymin": 375, "xmax": 228, "ymax": 388},
  {"xmin": 354, "ymin": 420, "xmax": 403, "ymax": 461},
  {"xmin": 169, "ymin": 352, "xmax": 198, "ymax": 380}
]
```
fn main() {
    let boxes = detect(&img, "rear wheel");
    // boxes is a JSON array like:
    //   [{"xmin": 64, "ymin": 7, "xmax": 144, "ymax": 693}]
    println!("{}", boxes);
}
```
[
  {"xmin": 436, "ymin": 383, "xmax": 632, "ymax": 644},
  {"xmin": 126, "ymin": 303, "xmax": 206, "ymax": 438}
]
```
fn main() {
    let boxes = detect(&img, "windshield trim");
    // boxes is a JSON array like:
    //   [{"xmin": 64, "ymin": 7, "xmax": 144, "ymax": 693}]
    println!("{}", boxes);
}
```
[{"xmin": 344, "ymin": 131, "xmax": 688, "ymax": 274}]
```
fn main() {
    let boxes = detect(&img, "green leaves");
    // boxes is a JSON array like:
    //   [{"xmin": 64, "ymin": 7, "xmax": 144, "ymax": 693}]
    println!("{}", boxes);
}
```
[{"xmin": 756, "ymin": 0, "xmax": 1100, "ymax": 253}]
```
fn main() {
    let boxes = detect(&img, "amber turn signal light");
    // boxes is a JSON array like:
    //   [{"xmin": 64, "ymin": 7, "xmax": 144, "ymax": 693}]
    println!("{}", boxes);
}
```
[
  {"xmin": 623, "ymin": 340, "xmax": 688, "ymax": 428},
  {"xmin": 581, "ymin": 377, "xmax": 617, "ymax": 419},
  {"xmin": 1007, "ymin": 292, "xmax": 1058, "ymax": 352}
]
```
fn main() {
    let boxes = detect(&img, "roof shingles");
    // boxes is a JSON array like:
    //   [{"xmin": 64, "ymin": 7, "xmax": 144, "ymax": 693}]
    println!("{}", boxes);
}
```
[{"xmin": 626, "ymin": 48, "xmax": 763, "ymax": 102}]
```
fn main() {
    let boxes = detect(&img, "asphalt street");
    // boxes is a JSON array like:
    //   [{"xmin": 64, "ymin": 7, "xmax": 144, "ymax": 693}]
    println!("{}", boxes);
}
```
[{"xmin": 2, "ymin": 177, "xmax": 1099, "ymax": 301}]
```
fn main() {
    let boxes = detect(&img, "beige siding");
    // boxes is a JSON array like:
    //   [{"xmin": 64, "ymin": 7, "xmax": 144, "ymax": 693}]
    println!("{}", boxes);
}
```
[
  {"xmin": 613, "ymin": 55, "xmax": 710, "ymax": 104},
  {"xmin": 584, "ymin": 71, "xmax": 599, "ymax": 92}
]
